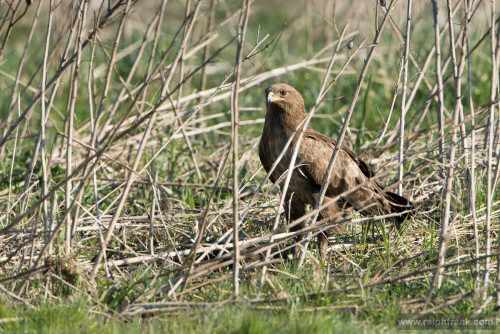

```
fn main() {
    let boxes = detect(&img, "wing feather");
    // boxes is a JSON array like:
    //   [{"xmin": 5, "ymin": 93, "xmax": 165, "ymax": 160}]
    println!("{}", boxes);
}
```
[
  {"xmin": 296, "ymin": 132, "xmax": 365, "ymax": 198},
  {"xmin": 304, "ymin": 131, "xmax": 375, "ymax": 178},
  {"xmin": 259, "ymin": 133, "xmax": 278, "ymax": 184}
]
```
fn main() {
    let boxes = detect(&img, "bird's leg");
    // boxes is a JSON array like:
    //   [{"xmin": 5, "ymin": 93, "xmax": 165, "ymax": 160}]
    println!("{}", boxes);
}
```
[
  {"xmin": 284, "ymin": 193, "xmax": 306, "ymax": 257},
  {"xmin": 317, "ymin": 231, "xmax": 329, "ymax": 260},
  {"xmin": 316, "ymin": 199, "xmax": 344, "ymax": 260}
]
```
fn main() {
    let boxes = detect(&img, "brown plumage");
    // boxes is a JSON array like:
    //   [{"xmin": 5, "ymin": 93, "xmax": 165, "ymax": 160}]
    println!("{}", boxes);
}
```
[{"xmin": 259, "ymin": 83, "xmax": 411, "ymax": 258}]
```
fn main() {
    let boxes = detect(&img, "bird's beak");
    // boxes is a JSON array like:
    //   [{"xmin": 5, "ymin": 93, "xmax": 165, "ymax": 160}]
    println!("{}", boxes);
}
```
[{"xmin": 267, "ymin": 92, "xmax": 283, "ymax": 104}]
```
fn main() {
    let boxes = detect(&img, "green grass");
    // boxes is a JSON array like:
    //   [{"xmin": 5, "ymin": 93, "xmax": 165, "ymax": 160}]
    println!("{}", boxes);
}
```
[
  {"xmin": 0, "ymin": 299, "xmax": 370, "ymax": 334},
  {"xmin": 1, "ymin": 275, "xmax": 498, "ymax": 334}
]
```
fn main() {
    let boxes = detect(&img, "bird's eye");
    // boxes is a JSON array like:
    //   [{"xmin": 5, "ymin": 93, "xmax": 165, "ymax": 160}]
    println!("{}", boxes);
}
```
[{"xmin": 279, "ymin": 91, "xmax": 287, "ymax": 97}]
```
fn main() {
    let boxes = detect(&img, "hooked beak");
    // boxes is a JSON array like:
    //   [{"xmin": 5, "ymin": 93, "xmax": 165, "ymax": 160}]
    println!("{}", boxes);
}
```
[{"xmin": 267, "ymin": 91, "xmax": 284, "ymax": 104}]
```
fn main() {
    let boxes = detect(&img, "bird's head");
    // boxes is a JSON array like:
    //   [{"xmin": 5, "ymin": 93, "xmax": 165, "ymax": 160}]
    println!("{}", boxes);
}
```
[{"xmin": 265, "ymin": 83, "xmax": 306, "ymax": 116}]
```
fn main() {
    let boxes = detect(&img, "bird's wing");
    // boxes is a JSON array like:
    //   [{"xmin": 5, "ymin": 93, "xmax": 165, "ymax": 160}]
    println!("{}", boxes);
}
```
[
  {"xmin": 259, "ymin": 132, "xmax": 322, "ymax": 188},
  {"xmin": 304, "ymin": 130, "xmax": 375, "ymax": 178},
  {"xmin": 295, "ymin": 131, "xmax": 374, "ymax": 198},
  {"xmin": 258, "ymin": 138, "xmax": 277, "ymax": 183}
]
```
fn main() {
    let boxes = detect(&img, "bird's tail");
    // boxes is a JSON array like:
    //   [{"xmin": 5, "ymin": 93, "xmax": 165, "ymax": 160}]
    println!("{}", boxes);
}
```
[{"xmin": 384, "ymin": 190, "xmax": 412, "ymax": 224}]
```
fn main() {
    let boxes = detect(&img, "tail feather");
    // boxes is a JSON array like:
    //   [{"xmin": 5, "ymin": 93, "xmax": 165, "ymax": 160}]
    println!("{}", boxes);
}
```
[{"xmin": 384, "ymin": 191, "xmax": 412, "ymax": 223}]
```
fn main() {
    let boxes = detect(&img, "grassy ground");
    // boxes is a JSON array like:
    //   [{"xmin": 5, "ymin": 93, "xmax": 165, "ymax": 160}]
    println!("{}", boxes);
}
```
[
  {"xmin": 1, "ymin": 300, "xmax": 370, "ymax": 334},
  {"xmin": 1, "ymin": 0, "xmax": 500, "ymax": 332}
]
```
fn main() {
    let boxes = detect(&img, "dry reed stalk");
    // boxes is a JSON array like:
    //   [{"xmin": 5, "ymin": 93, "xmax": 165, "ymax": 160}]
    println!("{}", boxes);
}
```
[
  {"xmin": 417, "ymin": 290, "xmax": 476, "ymax": 317},
  {"xmin": 0, "ymin": 0, "xmax": 23, "ymax": 61},
  {"xmin": 405, "ymin": 1, "xmax": 461, "ymax": 115},
  {"xmin": 230, "ymin": 0, "xmax": 251, "ymax": 299},
  {"xmin": 94, "ymin": 4, "xmax": 131, "ymax": 130},
  {"xmin": 86, "ymin": 8, "xmax": 108, "ymax": 274},
  {"xmin": 173, "ymin": 1, "xmax": 203, "ymax": 182},
  {"xmin": 149, "ymin": 163, "xmax": 158, "ymax": 256},
  {"xmin": 39, "ymin": 0, "xmax": 55, "ymax": 255},
  {"xmin": 486, "ymin": 0, "xmax": 499, "ymax": 305},
  {"xmin": 199, "ymin": 0, "xmax": 216, "ymax": 97},
  {"xmin": 65, "ymin": 0, "xmax": 88, "ymax": 254},
  {"xmin": 432, "ymin": 0, "xmax": 445, "ymax": 163},
  {"xmin": 306, "ymin": 1, "xmax": 313, "ymax": 55},
  {"xmin": 375, "ymin": 53, "xmax": 404, "ymax": 147},
  {"xmin": 464, "ymin": 0, "xmax": 481, "ymax": 294},
  {"xmin": 0, "ymin": 1, "xmax": 42, "ymax": 159},
  {"xmin": 398, "ymin": 0, "xmax": 412, "ymax": 196},
  {"xmin": 7, "ymin": 96, "xmax": 21, "ymax": 228},
  {"xmin": 432, "ymin": 0, "xmax": 467, "ymax": 292}
]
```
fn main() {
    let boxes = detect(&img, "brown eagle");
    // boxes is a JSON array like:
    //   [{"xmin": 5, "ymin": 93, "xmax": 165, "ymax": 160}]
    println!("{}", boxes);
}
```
[{"xmin": 259, "ymin": 83, "xmax": 411, "ymax": 258}]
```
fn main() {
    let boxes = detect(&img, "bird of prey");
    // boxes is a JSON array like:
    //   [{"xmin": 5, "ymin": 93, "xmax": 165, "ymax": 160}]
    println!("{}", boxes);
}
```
[{"xmin": 259, "ymin": 83, "xmax": 411, "ymax": 258}]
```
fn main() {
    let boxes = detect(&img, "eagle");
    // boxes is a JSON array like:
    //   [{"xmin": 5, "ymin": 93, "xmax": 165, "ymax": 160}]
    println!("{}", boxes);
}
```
[{"xmin": 259, "ymin": 83, "xmax": 411, "ymax": 258}]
